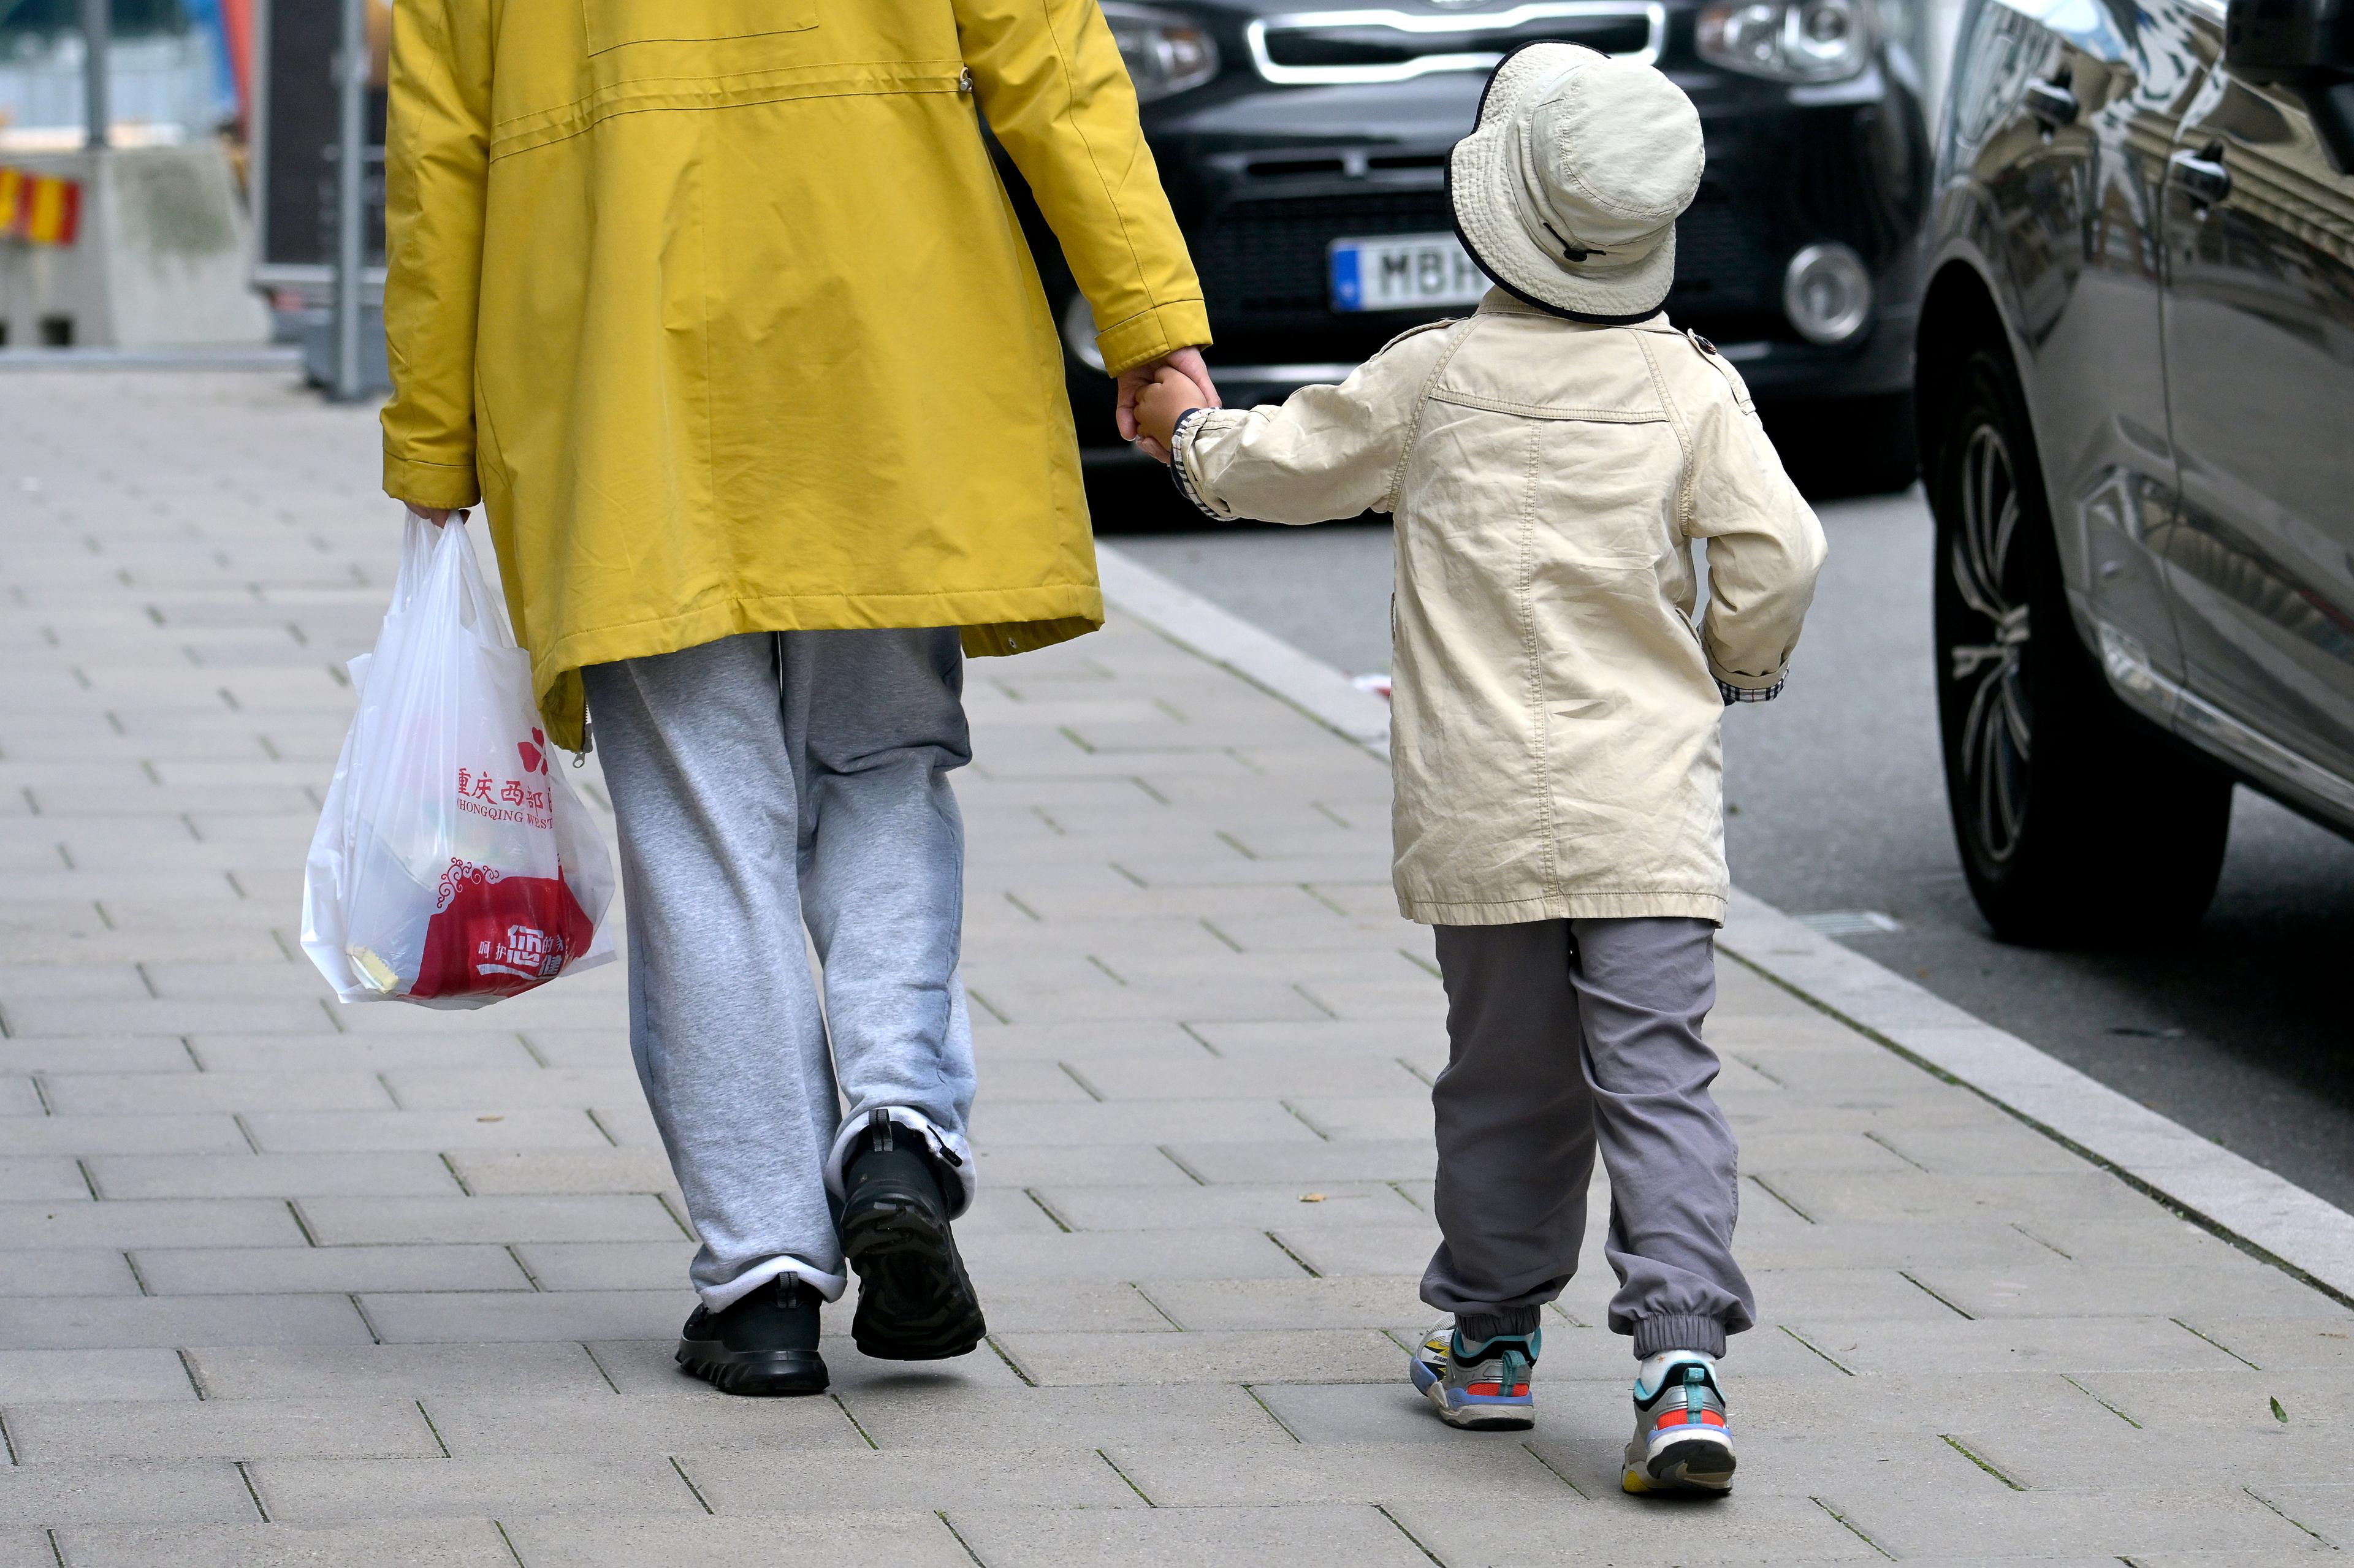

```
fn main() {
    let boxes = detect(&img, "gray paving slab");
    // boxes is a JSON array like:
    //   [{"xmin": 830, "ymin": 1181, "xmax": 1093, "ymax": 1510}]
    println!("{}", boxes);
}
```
[
  {"xmin": 237, "ymin": 1111, "xmax": 617, "ymax": 1153},
  {"xmin": 0, "ymin": 1295, "xmax": 374, "ymax": 1350},
  {"xmin": 48, "ymin": 1520, "xmax": 523, "ymax": 1568},
  {"xmin": 498, "ymin": 1512, "xmax": 975, "ymax": 1568},
  {"xmin": 3, "ymin": 1397, "xmax": 442, "ymax": 1461},
  {"xmin": 1102, "ymin": 1439, "xmax": 1575, "ymax": 1506},
  {"xmin": 0, "ymin": 1461, "xmax": 261, "ymax": 1526},
  {"xmin": 583, "ymin": 1335, "xmax": 1027, "ymax": 1396},
  {"xmin": 416, "ymin": 1393, "xmax": 865, "ymax": 1456},
  {"xmin": 0, "ymin": 1200, "xmax": 305, "ymax": 1250},
  {"xmin": 131, "ymin": 1244, "xmax": 531, "ymax": 1295},
  {"xmin": 992, "ymin": 1328, "xmax": 1401, "ymax": 1386},
  {"xmin": 1386, "ymin": 1494, "xmax": 1892, "ymax": 1564},
  {"xmin": 291, "ymin": 1195, "xmax": 687, "ymax": 1246},
  {"xmin": 245, "ymin": 1454, "xmax": 703, "ymax": 1522},
  {"xmin": 957, "ymin": 1228, "xmax": 1311, "ymax": 1285},
  {"xmin": 677, "ymin": 1446, "xmax": 1145, "ymax": 1512},
  {"xmin": 942, "ymin": 1502, "xmax": 1439, "ymax": 1568},
  {"xmin": 86, "ymin": 1152, "xmax": 467, "ymax": 1200},
  {"xmin": 0, "ymin": 1250, "xmax": 141, "ymax": 1297},
  {"xmin": 357, "ymin": 1290, "xmax": 683, "ymax": 1344},
  {"xmin": 441, "ymin": 1150, "xmax": 676, "ymax": 1196},
  {"xmin": 0, "ymin": 1117, "xmax": 253, "ymax": 1159},
  {"xmin": 0, "ymin": 1349, "xmax": 199, "ymax": 1403},
  {"xmin": 181, "ymin": 1342, "xmax": 616, "ymax": 1401},
  {"xmin": 830, "ymin": 1385, "xmax": 1294, "ymax": 1450}
]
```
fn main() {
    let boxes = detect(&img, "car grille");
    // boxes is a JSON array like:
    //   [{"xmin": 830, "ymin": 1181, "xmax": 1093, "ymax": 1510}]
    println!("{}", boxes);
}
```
[
  {"xmin": 1249, "ymin": 3, "xmax": 1664, "ymax": 85},
  {"xmin": 1194, "ymin": 188, "xmax": 1771, "ymax": 319}
]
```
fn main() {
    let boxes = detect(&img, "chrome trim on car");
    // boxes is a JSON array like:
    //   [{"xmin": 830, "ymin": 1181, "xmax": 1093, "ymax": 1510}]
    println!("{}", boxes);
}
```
[
  {"xmin": 2098, "ymin": 623, "xmax": 2354, "ymax": 823},
  {"xmin": 1246, "ymin": 2, "xmax": 1666, "ymax": 86}
]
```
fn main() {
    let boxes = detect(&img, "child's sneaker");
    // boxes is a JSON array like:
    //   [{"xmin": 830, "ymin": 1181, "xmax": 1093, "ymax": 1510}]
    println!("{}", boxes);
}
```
[
  {"xmin": 1409, "ymin": 1322, "xmax": 1539, "ymax": 1431},
  {"xmin": 1623, "ymin": 1350, "xmax": 1735, "ymax": 1494}
]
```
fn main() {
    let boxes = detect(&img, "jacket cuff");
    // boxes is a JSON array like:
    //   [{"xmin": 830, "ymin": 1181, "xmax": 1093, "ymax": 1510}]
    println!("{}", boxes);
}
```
[
  {"xmin": 1167, "ymin": 408, "xmax": 1225, "ymax": 520},
  {"xmin": 1718, "ymin": 676, "xmax": 1785, "ymax": 705},
  {"xmin": 1096, "ymin": 297, "xmax": 1213, "ymax": 377},
  {"xmin": 383, "ymin": 452, "xmax": 482, "ymax": 511}
]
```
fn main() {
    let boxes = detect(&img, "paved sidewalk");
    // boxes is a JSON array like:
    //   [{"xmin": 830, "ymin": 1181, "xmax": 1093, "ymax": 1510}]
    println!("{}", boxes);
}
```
[{"xmin": 2, "ymin": 371, "xmax": 2350, "ymax": 1566}]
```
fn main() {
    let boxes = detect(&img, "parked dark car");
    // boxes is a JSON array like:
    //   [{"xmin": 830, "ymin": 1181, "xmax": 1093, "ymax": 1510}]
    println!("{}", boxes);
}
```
[
  {"xmin": 1000, "ymin": 0, "xmax": 1932, "ymax": 482},
  {"xmin": 1915, "ymin": 0, "xmax": 2354, "ymax": 942}
]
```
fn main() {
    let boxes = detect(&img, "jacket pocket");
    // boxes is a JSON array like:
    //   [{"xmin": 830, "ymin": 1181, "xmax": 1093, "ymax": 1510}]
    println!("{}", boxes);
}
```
[{"xmin": 582, "ymin": 0, "xmax": 818, "ymax": 55}]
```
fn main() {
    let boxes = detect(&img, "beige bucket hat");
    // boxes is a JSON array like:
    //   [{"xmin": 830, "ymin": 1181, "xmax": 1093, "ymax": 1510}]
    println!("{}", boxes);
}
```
[{"xmin": 1449, "ymin": 42, "xmax": 1704, "ymax": 321}]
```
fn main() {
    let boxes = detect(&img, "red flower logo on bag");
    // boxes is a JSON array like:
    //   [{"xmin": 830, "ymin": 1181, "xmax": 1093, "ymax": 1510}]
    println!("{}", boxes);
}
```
[
  {"xmin": 517, "ymin": 727, "xmax": 548, "ymax": 776},
  {"xmin": 435, "ymin": 857, "xmax": 504, "ymax": 913}
]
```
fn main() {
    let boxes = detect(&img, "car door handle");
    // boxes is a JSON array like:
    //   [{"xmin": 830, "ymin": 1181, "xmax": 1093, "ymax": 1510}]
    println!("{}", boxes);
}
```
[
  {"xmin": 2025, "ymin": 77, "xmax": 2078, "ymax": 130},
  {"xmin": 2168, "ymin": 143, "xmax": 2232, "ymax": 206}
]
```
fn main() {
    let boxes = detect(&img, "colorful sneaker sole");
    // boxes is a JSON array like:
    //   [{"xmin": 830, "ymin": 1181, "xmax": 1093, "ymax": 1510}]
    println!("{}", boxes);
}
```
[{"xmin": 1622, "ymin": 1430, "xmax": 1736, "ymax": 1494}]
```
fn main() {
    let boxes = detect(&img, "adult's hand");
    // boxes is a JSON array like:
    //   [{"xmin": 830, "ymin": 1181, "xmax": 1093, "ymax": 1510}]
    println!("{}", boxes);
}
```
[
  {"xmin": 1116, "ymin": 346, "xmax": 1218, "ymax": 463},
  {"xmin": 401, "ymin": 503, "xmax": 454, "ymax": 527}
]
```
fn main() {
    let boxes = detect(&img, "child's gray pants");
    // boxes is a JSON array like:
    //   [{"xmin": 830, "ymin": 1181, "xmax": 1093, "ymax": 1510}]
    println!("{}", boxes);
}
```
[
  {"xmin": 581, "ymin": 629, "xmax": 976, "ymax": 1311},
  {"xmin": 1422, "ymin": 918, "xmax": 1756, "ymax": 1358}
]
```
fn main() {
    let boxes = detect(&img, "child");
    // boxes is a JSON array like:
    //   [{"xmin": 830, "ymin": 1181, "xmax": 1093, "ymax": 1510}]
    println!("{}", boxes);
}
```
[{"xmin": 1135, "ymin": 43, "xmax": 1826, "ymax": 1494}]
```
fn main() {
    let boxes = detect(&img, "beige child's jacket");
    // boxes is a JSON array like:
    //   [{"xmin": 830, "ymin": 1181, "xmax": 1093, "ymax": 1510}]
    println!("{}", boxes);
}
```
[{"xmin": 1173, "ymin": 289, "xmax": 1827, "ymax": 927}]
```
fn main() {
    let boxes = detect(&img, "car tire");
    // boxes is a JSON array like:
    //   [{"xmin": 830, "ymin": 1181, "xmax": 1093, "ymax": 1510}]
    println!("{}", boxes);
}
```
[{"xmin": 1931, "ymin": 349, "xmax": 2231, "ymax": 946}]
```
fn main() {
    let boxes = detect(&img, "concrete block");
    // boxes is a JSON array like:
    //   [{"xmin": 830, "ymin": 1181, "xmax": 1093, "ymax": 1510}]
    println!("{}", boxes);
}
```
[
  {"xmin": 246, "ymin": 1455, "xmax": 703, "ymax": 1522},
  {"xmin": 359, "ymin": 1290, "xmax": 684, "ymax": 1344},
  {"xmin": 677, "ymin": 1447, "xmax": 1143, "ymax": 1513},
  {"xmin": 87, "ymin": 1152, "xmax": 465, "ymax": 1200},
  {"xmin": 508, "ymin": 1243, "xmax": 689, "ymax": 1293},
  {"xmin": 1031, "ymin": 1182, "xmax": 1425, "ymax": 1233},
  {"xmin": 1388, "ymin": 1493, "xmax": 1887, "ymax": 1564},
  {"xmin": 1104, "ymin": 1439, "xmax": 1575, "ymax": 1507},
  {"xmin": 584, "ymin": 1335, "xmax": 1026, "ymax": 1398},
  {"xmin": 961, "ymin": 1230, "xmax": 1308, "ymax": 1286},
  {"xmin": 1827, "ymin": 1486, "xmax": 2325, "ymax": 1559},
  {"xmin": 1137, "ymin": 1277, "xmax": 1433, "ymax": 1333},
  {"xmin": 239, "ymin": 1111, "xmax": 618, "ymax": 1154},
  {"xmin": 131, "ymin": 1245, "xmax": 530, "ymax": 1296},
  {"xmin": 0, "ymin": 1250, "xmax": 140, "ymax": 1297},
  {"xmin": 188, "ymin": 1035, "xmax": 541, "ymax": 1073},
  {"xmin": 0, "ymin": 1461, "xmax": 260, "ymax": 1526},
  {"xmin": 1157, "ymin": 1139, "xmax": 1436, "ymax": 1186},
  {"xmin": 4, "ymin": 1397, "xmax": 441, "ymax": 1461},
  {"xmin": 379, "ymin": 1068, "xmax": 646, "ymax": 1113},
  {"xmin": 0, "ymin": 1294, "xmax": 373, "ymax": 1350},
  {"xmin": 0, "ymin": 1349, "xmax": 197, "ymax": 1402},
  {"xmin": 942, "ymin": 1503, "xmax": 1438, "ymax": 1568},
  {"xmin": 38, "ymin": 1073, "xmax": 394, "ymax": 1115},
  {"xmin": 182, "ymin": 1342, "xmax": 616, "ymax": 1401},
  {"xmin": 50, "ymin": 1520, "xmax": 522, "ymax": 1568},
  {"xmin": 0, "ymin": 1160, "xmax": 102, "ymax": 1203},
  {"xmin": 831, "ymin": 1385, "xmax": 1294, "ymax": 1450},
  {"xmin": 293, "ymin": 1195, "xmax": 687, "ymax": 1247},
  {"xmin": 444, "ymin": 1151, "xmax": 676, "ymax": 1197},
  {"xmin": 417, "ymin": 1394, "xmax": 865, "ymax": 1456},
  {"xmin": 0, "ymin": 1199, "xmax": 306, "ymax": 1249},
  {"xmin": 993, "ymin": 1328, "xmax": 1401, "ymax": 1386},
  {"xmin": 500, "ymin": 1512, "xmax": 974, "ymax": 1568}
]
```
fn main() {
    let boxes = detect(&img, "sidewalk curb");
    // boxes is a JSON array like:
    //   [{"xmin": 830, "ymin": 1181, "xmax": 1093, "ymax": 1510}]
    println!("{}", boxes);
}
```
[{"xmin": 1096, "ymin": 539, "xmax": 2354, "ymax": 1306}]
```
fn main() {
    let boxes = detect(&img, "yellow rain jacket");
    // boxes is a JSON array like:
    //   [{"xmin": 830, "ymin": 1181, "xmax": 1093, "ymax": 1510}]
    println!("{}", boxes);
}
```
[{"xmin": 380, "ymin": 0, "xmax": 1211, "ymax": 750}]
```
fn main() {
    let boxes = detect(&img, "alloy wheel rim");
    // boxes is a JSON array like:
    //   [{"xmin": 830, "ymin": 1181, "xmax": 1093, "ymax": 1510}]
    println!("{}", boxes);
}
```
[{"xmin": 1948, "ymin": 422, "xmax": 2033, "ymax": 864}]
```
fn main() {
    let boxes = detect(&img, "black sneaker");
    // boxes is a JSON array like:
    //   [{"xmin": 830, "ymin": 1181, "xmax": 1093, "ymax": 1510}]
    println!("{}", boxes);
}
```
[
  {"xmin": 676, "ymin": 1275, "xmax": 828, "ymax": 1396},
  {"xmin": 840, "ymin": 1109, "xmax": 986, "ymax": 1360}
]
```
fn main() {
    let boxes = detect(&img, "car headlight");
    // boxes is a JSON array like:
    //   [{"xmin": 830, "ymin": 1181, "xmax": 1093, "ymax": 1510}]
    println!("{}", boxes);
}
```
[
  {"xmin": 1697, "ymin": 0, "xmax": 1873, "ymax": 83},
  {"xmin": 1102, "ymin": 3, "xmax": 1220, "ymax": 102}
]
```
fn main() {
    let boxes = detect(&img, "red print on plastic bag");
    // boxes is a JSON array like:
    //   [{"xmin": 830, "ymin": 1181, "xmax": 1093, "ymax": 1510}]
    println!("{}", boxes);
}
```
[
  {"xmin": 411, "ymin": 858, "xmax": 595, "ymax": 1000},
  {"xmin": 518, "ymin": 728, "xmax": 547, "ymax": 776}
]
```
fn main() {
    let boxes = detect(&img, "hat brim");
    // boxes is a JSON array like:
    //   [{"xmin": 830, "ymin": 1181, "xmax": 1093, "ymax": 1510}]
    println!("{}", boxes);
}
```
[{"xmin": 1449, "ymin": 43, "xmax": 1675, "ymax": 321}]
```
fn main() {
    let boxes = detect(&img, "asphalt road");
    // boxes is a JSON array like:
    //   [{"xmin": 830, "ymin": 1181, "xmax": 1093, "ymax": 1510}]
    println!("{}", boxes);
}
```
[{"xmin": 1097, "ymin": 467, "xmax": 2354, "ymax": 1213}]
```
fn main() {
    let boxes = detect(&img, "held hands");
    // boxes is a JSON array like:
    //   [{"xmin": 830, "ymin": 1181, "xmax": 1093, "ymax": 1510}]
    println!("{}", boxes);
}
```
[
  {"xmin": 401, "ymin": 504, "xmax": 455, "ymax": 527},
  {"xmin": 1132, "ymin": 365, "xmax": 1209, "ymax": 465},
  {"xmin": 1117, "ymin": 346, "xmax": 1217, "ymax": 463}
]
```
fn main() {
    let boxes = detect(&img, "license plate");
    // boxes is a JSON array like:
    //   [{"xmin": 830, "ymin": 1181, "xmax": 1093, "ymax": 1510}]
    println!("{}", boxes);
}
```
[{"xmin": 1328, "ymin": 233, "xmax": 1489, "ymax": 312}]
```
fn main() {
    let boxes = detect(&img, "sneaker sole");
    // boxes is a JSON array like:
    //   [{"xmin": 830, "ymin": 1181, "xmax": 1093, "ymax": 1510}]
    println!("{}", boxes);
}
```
[
  {"xmin": 842, "ymin": 1192, "xmax": 986, "ymax": 1361},
  {"xmin": 1410, "ymin": 1353, "xmax": 1535, "ymax": 1432},
  {"xmin": 675, "ymin": 1339, "xmax": 829, "ymax": 1397},
  {"xmin": 1623, "ymin": 1433, "xmax": 1735, "ymax": 1494}
]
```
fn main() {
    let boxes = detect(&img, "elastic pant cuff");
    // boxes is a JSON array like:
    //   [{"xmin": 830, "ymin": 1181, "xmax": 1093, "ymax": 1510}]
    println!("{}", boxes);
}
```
[
  {"xmin": 1631, "ymin": 1314, "xmax": 1729, "ymax": 1359},
  {"xmin": 1457, "ymin": 1308, "xmax": 1542, "ymax": 1344},
  {"xmin": 823, "ymin": 1105, "xmax": 978, "ymax": 1218},
  {"xmin": 701, "ymin": 1255, "xmax": 847, "ymax": 1310}
]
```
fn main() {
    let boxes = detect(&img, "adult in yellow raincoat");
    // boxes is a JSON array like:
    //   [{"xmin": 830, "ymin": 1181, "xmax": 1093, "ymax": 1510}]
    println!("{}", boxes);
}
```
[{"xmin": 381, "ymin": 0, "xmax": 1215, "ymax": 1392}]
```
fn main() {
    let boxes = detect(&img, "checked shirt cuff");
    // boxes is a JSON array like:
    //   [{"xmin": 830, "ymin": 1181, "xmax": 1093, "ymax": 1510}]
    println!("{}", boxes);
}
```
[
  {"xmin": 1167, "ymin": 408, "xmax": 1224, "ymax": 521},
  {"xmin": 1718, "ymin": 677, "xmax": 1786, "ymax": 706}
]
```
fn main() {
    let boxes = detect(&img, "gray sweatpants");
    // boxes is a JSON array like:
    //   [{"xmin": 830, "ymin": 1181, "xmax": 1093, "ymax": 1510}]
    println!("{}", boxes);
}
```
[
  {"xmin": 1422, "ymin": 918, "xmax": 1755, "ymax": 1358},
  {"xmin": 581, "ymin": 629, "xmax": 976, "ymax": 1311}
]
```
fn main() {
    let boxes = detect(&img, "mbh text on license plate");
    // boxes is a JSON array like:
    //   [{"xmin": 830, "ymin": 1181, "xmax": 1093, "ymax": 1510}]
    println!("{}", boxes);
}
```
[{"xmin": 1329, "ymin": 233, "xmax": 1489, "ymax": 312}]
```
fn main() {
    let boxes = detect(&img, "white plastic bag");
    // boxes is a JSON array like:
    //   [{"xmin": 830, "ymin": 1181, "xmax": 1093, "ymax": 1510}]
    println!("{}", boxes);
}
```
[{"xmin": 302, "ymin": 512, "xmax": 616, "ymax": 1009}]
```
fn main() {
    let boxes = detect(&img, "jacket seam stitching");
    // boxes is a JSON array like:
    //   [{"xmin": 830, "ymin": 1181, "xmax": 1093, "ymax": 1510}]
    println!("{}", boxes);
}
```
[
  {"xmin": 1516, "ymin": 419, "xmax": 1562, "ymax": 904},
  {"xmin": 1426, "ymin": 390, "xmax": 1666, "ymax": 422},
  {"xmin": 1037, "ymin": 0, "xmax": 1165, "ymax": 347},
  {"xmin": 1633, "ymin": 329, "xmax": 1695, "ymax": 534},
  {"xmin": 1381, "ymin": 319, "xmax": 1475, "ymax": 512}
]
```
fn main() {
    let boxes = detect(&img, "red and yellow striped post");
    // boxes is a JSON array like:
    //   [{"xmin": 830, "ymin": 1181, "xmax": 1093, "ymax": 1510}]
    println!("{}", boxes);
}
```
[{"xmin": 0, "ymin": 169, "xmax": 85, "ymax": 247}]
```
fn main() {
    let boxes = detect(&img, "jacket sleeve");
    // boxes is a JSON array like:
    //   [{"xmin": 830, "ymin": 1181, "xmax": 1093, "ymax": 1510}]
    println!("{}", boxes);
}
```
[
  {"xmin": 1683, "ymin": 370, "xmax": 1829, "ymax": 697},
  {"xmin": 1171, "ymin": 325, "xmax": 1455, "ymax": 525},
  {"xmin": 952, "ymin": 0, "xmax": 1209, "ymax": 376},
  {"xmin": 379, "ymin": 0, "xmax": 493, "ymax": 510}
]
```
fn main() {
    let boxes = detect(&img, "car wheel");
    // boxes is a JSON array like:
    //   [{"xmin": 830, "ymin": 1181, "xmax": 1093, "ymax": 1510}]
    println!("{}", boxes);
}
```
[{"xmin": 1932, "ymin": 350, "xmax": 2231, "ymax": 945}]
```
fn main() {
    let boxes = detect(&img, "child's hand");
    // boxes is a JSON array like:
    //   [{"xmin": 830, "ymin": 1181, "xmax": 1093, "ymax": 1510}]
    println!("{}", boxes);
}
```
[{"xmin": 1133, "ymin": 365, "xmax": 1206, "ymax": 465}]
